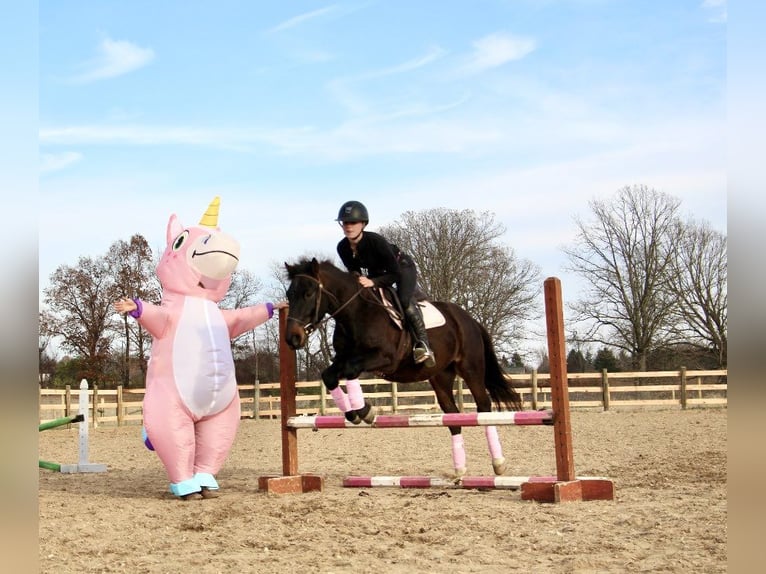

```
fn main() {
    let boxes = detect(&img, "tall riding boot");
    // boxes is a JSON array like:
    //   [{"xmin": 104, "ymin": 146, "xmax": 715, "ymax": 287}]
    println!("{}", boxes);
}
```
[{"xmin": 404, "ymin": 303, "xmax": 436, "ymax": 368}]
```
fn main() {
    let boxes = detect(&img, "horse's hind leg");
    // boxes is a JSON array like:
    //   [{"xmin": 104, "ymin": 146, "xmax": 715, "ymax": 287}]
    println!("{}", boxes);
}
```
[
  {"xmin": 460, "ymin": 372, "xmax": 507, "ymax": 475},
  {"xmin": 430, "ymin": 371, "xmax": 467, "ymax": 478},
  {"xmin": 485, "ymin": 426, "xmax": 507, "ymax": 475}
]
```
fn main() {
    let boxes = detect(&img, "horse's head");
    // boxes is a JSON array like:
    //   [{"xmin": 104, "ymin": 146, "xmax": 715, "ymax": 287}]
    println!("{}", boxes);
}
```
[
  {"xmin": 156, "ymin": 196, "xmax": 240, "ymax": 303},
  {"xmin": 283, "ymin": 257, "xmax": 327, "ymax": 350}
]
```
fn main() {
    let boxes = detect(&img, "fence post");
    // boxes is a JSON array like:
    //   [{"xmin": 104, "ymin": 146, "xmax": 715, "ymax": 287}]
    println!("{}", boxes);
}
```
[
  {"xmin": 531, "ymin": 370, "xmax": 538, "ymax": 410},
  {"xmin": 679, "ymin": 367, "xmax": 687, "ymax": 410},
  {"xmin": 92, "ymin": 384, "xmax": 99, "ymax": 428},
  {"xmin": 457, "ymin": 377, "xmax": 464, "ymax": 411},
  {"xmin": 319, "ymin": 381, "xmax": 326, "ymax": 414},
  {"xmin": 391, "ymin": 381, "xmax": 398, "ymax": 413},
  {"xmin": 117, "ymin": 385, "xmax": 124, "ymax": 426},
  {"xmin": 65, "ymin": 385, "xmax": 72, "ymax": 419},
  {"xmin": 601, "ymin": 369, "xmax": 610, "ymax": 411},
  {"xmin": 254, "ymin": 380, "xmax": 261, "ymax": 420}
]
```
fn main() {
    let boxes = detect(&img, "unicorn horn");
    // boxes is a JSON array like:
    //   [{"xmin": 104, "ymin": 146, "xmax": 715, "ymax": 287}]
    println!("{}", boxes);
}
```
[{"xmin": 199, "ymin": 196, "xmax": 221, "ymax": 228}]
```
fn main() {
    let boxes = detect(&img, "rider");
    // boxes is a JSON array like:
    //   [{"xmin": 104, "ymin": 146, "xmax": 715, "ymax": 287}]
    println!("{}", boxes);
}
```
[{"xmin": 335, "ymin": 200, "xmax": 436, "ymax": 368}]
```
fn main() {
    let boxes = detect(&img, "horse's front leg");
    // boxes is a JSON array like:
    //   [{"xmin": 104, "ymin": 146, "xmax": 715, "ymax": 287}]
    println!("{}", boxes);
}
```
[
  {"xmin": 321, "ymin": 363, "xmax": 362, "ymax": 425},
  {"xmin": 335, "ymin": 351, "xmax": 394, "ymax": 425}
]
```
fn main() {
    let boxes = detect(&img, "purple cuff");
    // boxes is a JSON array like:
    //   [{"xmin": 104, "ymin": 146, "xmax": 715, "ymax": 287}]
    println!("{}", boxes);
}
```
[
  {"xmin": 129, "ymin": 298, "xmax": 143, "ymax": 318},
  {"xmin": 266, "ymin": 302, "xmax": 274, "ymax": 318}
]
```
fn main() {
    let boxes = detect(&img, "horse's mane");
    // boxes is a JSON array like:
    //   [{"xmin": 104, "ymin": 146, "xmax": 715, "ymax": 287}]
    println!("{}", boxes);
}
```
[{"xmin": 285, "ymin": 257, "xmax": 346, "ymax": 280}]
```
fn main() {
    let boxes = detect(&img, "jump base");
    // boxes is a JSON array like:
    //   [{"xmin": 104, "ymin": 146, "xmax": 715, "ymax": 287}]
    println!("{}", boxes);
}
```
[
  {"xmin": 258, "ymin": 474, "xmax": 323, "ymax": 494},
  {"xmin": 520, "ymin": 478, "xmax": 615, "ymax": 502}
]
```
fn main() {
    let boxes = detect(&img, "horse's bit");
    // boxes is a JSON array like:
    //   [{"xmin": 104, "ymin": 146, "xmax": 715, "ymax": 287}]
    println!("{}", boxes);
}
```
[{"xmin": 288, "ymin": 274, "xmax": 364, "ymax": 335}]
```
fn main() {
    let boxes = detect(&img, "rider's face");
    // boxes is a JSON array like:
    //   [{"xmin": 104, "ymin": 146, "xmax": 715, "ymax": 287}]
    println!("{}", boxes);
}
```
[{"xmin": 340, "ymin": 221, "xmax": 365, "ymax": 241}]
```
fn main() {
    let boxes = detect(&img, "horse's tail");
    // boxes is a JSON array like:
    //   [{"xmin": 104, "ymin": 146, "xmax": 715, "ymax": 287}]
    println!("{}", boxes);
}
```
[{"xmin": 481, "ymin": 326, "xmax": 524, "ymax": 411}]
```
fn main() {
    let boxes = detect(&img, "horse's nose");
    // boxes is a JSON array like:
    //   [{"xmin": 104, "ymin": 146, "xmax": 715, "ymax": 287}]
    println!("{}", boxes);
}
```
[{"xmin": 285, "ymin": 327, "xmax": 306, "ymax": 350}]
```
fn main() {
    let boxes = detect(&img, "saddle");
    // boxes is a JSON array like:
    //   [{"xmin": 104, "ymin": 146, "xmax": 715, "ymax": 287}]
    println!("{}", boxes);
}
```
[{"xmin": 375, "ymin": 288, "xmax": 446, "ymax": 330}]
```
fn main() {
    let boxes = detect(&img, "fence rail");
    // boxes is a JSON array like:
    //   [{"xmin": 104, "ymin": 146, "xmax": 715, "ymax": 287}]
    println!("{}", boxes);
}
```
[{"xmin": 38, "ymin": 368, "xmax": 727, "ymax": 427}]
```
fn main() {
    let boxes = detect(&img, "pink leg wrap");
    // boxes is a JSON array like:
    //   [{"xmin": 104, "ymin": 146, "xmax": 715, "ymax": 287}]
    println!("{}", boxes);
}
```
[
  {"xmin": 345, "ymin": 379, "xmax": 365, "ymax": 410},
  {"xmin": 451, "ymin": 434, "xmax": 466, "ymax": 470},
  {"xmin": 329, "ymin": 387, "xmax": 351, "ymax": 412},
  {"xmin": 485, "ymin": 426, "xmax": 503, "ymax": 459}
]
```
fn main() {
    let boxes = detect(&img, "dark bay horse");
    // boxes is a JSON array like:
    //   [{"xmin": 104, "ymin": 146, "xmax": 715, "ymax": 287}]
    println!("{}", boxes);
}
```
[{"xmin": 283, "ymin": 257, "xmax": 524, "ymax": 477}]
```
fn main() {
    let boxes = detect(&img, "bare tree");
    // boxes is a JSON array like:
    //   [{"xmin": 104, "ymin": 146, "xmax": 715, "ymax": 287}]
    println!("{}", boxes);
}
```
[
  {"xmin": 42, "ymin": 255, "xmax": 120, "ymax": 384},
  {"xmin": 563, "ymin": 184, "xmax": 681, "ymax": 371},
  {"xmin": 667, "ymin": 220, "xmax": 727, "ymax": 367},
  {"xmin": 106, "ymin": 235, "xmax": 160, "ymax": 386},
  {"xmin": 38, "ymin": 312, "xmax": 58, "ymax": 385},
  {"xmin": 379, "ymin": 208, "xmax": 541, "ymax": 354}
]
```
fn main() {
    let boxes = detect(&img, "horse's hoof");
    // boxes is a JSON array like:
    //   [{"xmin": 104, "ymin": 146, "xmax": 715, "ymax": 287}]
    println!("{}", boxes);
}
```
[
  {"xmin": 357, "ymin": 404, "xmax": 376, "ymax": 424},
  {"xmin": 454, "ymin": 467, "xmax": 467, "ymax": 478},
  {"xmin": 201, "ymin": 487, "xmax": 220, "ymax": 499},
  {"xmin": 181, "ymin": 492, "xmax": 203, "ymax": 501},
  {"xmin": 345, "ymin": 411, "xmax": 362, "ymax": 425},
  {"xmin": 492, "ymin": 457, "xmax": 507, "ymax": 475}
]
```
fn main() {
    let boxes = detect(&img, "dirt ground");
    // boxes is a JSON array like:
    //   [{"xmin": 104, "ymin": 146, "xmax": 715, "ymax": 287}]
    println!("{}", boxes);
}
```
[{"xmin": 39, "ymin": 408, "xmax": 726, "ymax": 573}]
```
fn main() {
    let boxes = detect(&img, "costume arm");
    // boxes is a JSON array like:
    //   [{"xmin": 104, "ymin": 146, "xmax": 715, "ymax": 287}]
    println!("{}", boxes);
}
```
[
  {"xmin": 221, "ymin": 303, "xmax": 274, "ymax": 339},
  {"xmin": 131, "ymin": 299, "xmax": 172, "ymax": 339}
]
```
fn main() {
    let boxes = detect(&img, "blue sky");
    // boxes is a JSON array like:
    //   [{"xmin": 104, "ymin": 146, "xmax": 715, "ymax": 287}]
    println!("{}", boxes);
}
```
[{"xmin": 39, "ymin": 1, "xmax": 727, "ymax": 321}]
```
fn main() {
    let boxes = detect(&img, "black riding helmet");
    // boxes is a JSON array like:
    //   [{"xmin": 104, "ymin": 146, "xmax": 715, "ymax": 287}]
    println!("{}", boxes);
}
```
[{"xmin": 336, "ymin": 200, "xmax": 369, "ymax": 224}]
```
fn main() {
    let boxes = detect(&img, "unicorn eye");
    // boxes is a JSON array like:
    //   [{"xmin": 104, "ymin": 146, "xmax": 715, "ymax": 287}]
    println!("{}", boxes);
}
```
[{"xmin": 172, "ymin": 231, "xmax": 190, "ymax": 251}]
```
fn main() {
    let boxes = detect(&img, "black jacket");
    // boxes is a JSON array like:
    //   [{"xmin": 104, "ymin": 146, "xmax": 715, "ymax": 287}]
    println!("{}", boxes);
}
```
[{"xmin": 337, "ymin": 231, "xmax": 403, "ymax": 289}]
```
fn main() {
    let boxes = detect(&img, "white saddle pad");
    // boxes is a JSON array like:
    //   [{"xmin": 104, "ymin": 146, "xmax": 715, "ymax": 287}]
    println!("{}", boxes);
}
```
[{"xmin": 377, "ymin": 289, "xmax": 446, "ymax": 329}]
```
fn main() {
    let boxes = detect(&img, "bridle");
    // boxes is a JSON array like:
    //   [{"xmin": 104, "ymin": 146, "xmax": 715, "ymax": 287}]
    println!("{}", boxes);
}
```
[{"xmin": 287, "ymin": 273, "xmax": 365, "ymax": 335}]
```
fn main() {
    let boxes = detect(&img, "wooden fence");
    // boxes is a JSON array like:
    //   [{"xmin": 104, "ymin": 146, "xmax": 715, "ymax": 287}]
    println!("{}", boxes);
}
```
[{"xmin": 38, "ymin": 368, "xmax": 726, "ymax": 427}]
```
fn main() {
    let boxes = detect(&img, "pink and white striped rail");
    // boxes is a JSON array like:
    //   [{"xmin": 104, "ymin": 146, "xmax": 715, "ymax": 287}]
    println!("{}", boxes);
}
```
[
  {"xmin": 342, "ymin": 475, "xmax": 609, "ymax": 489},
  {"xmin": 286, "ymin": 410, "xmax": 553, "ymax": 430}
]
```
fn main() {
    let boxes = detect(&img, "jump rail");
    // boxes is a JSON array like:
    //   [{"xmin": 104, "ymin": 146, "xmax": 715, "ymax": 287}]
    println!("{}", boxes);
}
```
[
  {"xmin": 258, "ymin": 277, "xmax": 615, "ymax": 502},
  {"xmin": 286, "ymin": 410, "xmax": 553, "ymax": 429},
  {"xmin": 343, "ymin": 475, "xmax": 611, "ymax": 490}
]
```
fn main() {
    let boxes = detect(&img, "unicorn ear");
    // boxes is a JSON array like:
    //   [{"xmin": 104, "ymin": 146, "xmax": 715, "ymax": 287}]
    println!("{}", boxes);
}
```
[
  {"xmin": 199, "ymin": 196, "xmax": 221, "ymax": 228},
  {"xmin": 166, "ymin": 214, "xmax": 184, "ymax": 244}
]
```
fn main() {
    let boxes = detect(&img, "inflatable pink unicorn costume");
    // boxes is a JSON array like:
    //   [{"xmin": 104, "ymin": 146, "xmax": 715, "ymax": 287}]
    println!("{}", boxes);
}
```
[{"xmin": 116, "ymin": 197, "xmax": 279, "ymax": 499}]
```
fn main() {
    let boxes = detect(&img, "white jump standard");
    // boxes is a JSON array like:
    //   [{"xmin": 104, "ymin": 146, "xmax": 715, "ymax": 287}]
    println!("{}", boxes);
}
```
[{"xmin": 38, "ymin": 379, "xmax": 107, "ymax": 474}]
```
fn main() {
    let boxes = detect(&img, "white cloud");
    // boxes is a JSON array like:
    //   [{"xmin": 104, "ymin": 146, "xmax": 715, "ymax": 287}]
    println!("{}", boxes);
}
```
[
  {"xmin": 701, "ymin": 0, "xmax": 727, "ymax": 23},
  {"xmin": 40, "ymin": 151, "xmax": 83, "ymax": 173},
  {"xmin": 325, "ymin": 46, "xmax": 447, "ymax": 114},
  {"xmin": 70, "ymin": 37, "xmax": 155, "ymax": 83},
  {"xmin": 269, "ymin": 5, "xmax": 339, "ymax": 33},
  {"xmin": 364, "ymin": 46, "xmax": 447, "ymax": 79},
  {"xmin": 461, "ymin": 32, "xmax": 536, "ymax": 74}
]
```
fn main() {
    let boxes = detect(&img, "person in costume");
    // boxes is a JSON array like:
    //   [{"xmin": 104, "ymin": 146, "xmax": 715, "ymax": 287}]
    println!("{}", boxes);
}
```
[{"xmin": 114, "ymin": 197, "xmax": 285, "ymax": 500}]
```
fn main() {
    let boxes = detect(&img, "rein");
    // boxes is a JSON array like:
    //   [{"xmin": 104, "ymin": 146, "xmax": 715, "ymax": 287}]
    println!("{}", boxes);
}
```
[{"xmin": 288, "ymin": 273, "xmax": 366, "ymax": 335}]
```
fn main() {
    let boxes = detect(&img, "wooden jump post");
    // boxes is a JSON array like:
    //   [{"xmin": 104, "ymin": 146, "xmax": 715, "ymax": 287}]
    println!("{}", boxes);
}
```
[
  {"xmin": 517, "ymin": 277, "xmax": 614, "ymax": 502},
  {"xmin": 257, "ymin": 310, "xmax": 323, "ymax": 494},
  {"xmin": 258, "ymin": 278, "xmax": 615, "ymax": 502}
]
